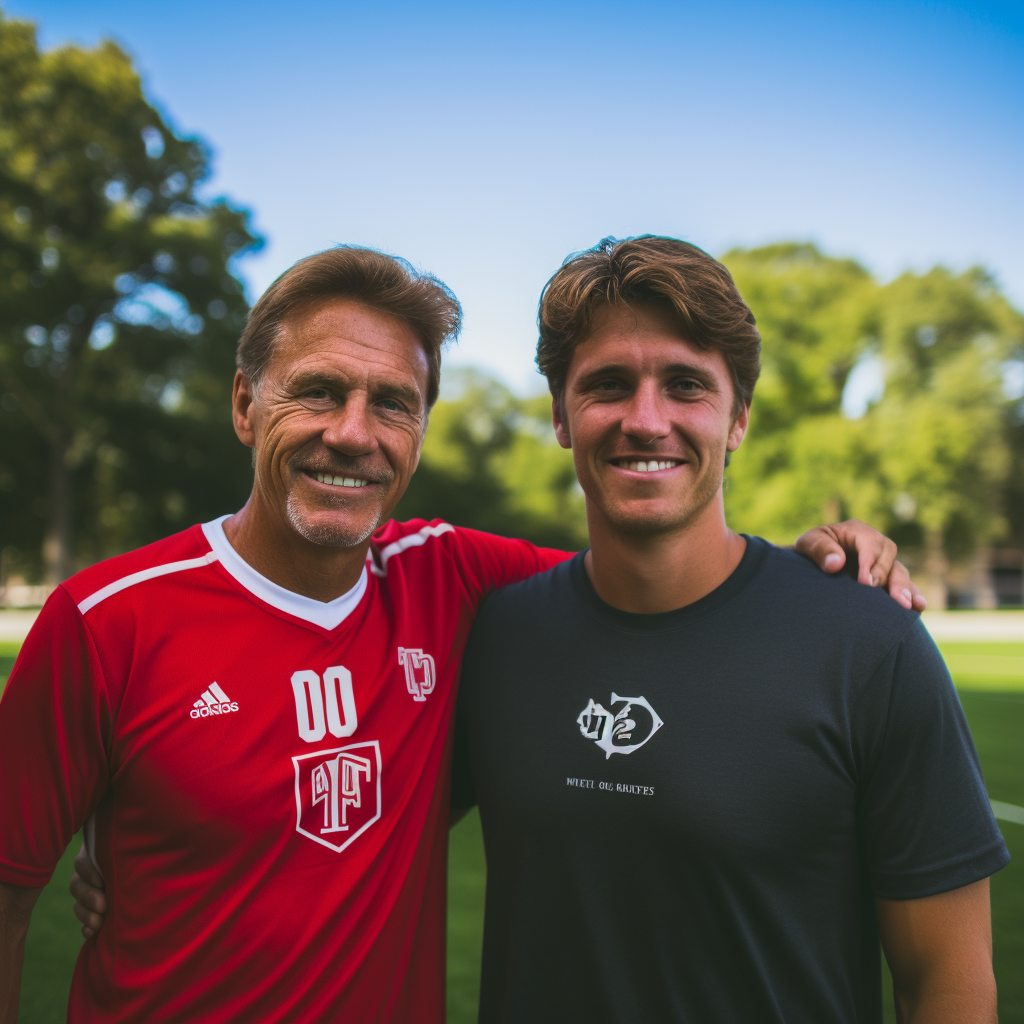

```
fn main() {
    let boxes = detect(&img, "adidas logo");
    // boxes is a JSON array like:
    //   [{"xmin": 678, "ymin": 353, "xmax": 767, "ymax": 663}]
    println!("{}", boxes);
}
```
[{"xmin": 190, "ymin": 682, "xmax": 239, "ymax": 719}]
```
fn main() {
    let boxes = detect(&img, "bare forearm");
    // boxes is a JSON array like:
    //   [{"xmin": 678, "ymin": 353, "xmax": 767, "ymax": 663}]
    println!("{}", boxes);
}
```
[
  {"xmin": 893, "ymin": 976, "xmax": 997, "ymax": 1024},
  {"xmin": 878, "ymin": 879, "xmax": 996, "ymax": 1024},
  {"xmin": 0, "ymin": 883, "xmax": 42, "ymax": 1024}
]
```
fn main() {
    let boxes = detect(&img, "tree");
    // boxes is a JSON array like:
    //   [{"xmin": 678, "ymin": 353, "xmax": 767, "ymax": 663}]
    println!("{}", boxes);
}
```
[
  {"xmin": 394, "ymin": 369, "xmax": 587, "ymax": 550},
  {"xmin": 723, "ymin": 245, "xmax": 1024, "ymax": 607},
  {"xmin": 722, "ymin": 243, "xmax": 882, "ymax": 538},
  {"xmin": 862, "ymin": 268, "xmax": 1022, "ymax": 605},
  {"xmin": 724, "ymin": 243, "xmax": 877, "ymax": 432},
  {"xmin": 0, "ymin": 11, "xmax": 261, "ymax": 584}
]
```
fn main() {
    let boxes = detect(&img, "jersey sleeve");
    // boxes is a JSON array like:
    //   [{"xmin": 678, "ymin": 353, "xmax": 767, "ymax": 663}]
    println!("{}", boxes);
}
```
[
  {"xmin": 857, "ymin": 618, "xmax": 1009, "ymax": 900},
  {"xmin": 0, "ymin": 586, "xmax": 113, "ymax": 887},
  {"xmin": 449, "ymin": 526, "xmax": 571, "ymax": 605}
]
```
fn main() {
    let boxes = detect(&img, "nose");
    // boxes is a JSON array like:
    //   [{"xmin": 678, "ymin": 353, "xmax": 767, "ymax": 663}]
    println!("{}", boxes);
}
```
[
  {"xmin": 620, "ymin": 379, "xmax": 671, "ymax": 444},
  {"xmin": 320, "ymin": 393, "xmax": 379, "ymax": 456}
]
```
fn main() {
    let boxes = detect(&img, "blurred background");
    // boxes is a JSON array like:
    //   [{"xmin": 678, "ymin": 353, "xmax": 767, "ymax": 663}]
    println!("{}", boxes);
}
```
[
  {"xmin": 1, "ymin": 0, "xmax": 1022, "ymax": 607},
  {"xmin": 0, "ymin": 1, "xmax": 1022, "ymax": 1021}
]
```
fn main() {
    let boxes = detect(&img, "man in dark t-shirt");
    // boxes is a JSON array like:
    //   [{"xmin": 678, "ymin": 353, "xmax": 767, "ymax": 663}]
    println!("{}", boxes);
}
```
[{"xmin": 453, "ymin": 236, "xmax": 1007, "ymax": 1023}]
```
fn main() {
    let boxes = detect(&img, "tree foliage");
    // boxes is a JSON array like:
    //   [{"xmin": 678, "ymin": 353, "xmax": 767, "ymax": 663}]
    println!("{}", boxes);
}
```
[
  {"xmin": 723, "ymin": 246, "xmax": 1024, "ymax": 570},
  {"xmin": 1, "ymin": 7, "xmax": 1020, "ymax": 583},
  {"xmin": 394, "ymin": 370, "xmax": 587, "ymax": 551},
  {"xmin": 0, "ymin": 10, "xmax": 260, "ymax": 582}
]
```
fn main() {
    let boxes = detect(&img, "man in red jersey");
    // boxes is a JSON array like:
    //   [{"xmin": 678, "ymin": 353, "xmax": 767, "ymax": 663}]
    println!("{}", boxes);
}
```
[{"xmin": 0, "ymin": 246, "xmax": 917, "ymax": 1024}]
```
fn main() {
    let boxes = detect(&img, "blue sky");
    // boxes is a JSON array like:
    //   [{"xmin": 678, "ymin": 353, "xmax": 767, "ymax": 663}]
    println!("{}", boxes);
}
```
[{"xmin": 8, "ymin": 0, "xmax": 1024, "ymax": 391}]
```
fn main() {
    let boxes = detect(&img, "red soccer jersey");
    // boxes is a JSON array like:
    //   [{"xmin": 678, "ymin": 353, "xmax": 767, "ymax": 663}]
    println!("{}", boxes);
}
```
[{"xmin": 0, "ymin": 517, "xmax": 568, "ymax": 1023}]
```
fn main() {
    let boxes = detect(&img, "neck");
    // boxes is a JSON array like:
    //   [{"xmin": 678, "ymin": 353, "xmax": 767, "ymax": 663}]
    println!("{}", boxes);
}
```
[
  {"xmin": 222, "ymin": 495, "xmax": 372, "ymax": 603},
  {"xmin": 584, "ymin": 494, "xmax": 746, "ymax": 614}
]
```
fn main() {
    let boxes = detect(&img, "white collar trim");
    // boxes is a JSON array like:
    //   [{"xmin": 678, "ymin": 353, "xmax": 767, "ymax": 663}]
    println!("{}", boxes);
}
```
[{"xmin": 201, "ymin": 516, "xmax": 368, "ymax": 630}]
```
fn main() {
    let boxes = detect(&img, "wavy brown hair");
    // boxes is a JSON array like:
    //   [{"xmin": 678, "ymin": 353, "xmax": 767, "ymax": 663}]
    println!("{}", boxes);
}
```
[
  {"xmin": 536, "ymin": 236, "xmax": 760, "ymax": 414},
  {"xmin": 237, "ymin": 246, "xmax": 461, "ymax": 408}
]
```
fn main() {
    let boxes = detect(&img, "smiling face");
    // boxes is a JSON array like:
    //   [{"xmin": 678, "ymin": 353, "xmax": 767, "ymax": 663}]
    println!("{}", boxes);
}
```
[
  {"xmin": 232, "ymin": 297, "xmax": 430, "ymax": 549},
  {"xmin": 553, "ymin": 301, "xmax": 749, "ymax": 539}
]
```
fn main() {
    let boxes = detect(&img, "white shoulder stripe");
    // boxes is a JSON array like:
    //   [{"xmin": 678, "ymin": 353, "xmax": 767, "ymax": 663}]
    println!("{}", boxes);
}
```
[
  {"xmin": 77, "ymin": 551, "xmax": 219, "ymax": 615},
  {"xmin": 369, "ymin": 522, "xmax": 455, "ymax": 577}
]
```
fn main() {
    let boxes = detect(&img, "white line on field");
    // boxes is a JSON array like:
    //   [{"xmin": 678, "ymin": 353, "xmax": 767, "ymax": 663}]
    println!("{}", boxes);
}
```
[{"xmin": 991, "ymin": 800, "xmax": 1024, "ymax": 826}]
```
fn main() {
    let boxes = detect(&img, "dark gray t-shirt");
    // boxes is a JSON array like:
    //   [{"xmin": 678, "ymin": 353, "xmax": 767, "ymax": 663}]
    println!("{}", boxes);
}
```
[{"xmin": 453, "ymin": 538, "xmax": 1008, "ymax": 1024}]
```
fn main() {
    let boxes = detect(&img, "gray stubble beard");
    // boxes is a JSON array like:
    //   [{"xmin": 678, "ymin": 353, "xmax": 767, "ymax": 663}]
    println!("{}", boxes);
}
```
[{"xmin": 285, "ymin": 491, "xmax": 384, "ymax": 549}]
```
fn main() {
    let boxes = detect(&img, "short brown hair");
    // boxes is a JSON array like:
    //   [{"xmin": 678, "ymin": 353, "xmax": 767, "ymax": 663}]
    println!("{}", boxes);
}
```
[
  {"xmin": 237, "ymin": 246, "xmax": 461, "ymax": 408},
  {"xmin": 537, "ymin": 236, "xmax": 761, "ymax": 413}
]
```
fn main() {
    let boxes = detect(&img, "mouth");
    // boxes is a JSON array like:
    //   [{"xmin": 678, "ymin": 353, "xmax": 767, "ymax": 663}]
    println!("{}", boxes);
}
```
[
  {"xmin": 610, "ymin": 458, "xmax": 683, "ymax": 474},
  {"xmin": 303, "ymin": 470, "xmax": 375, "ymax": 490}
]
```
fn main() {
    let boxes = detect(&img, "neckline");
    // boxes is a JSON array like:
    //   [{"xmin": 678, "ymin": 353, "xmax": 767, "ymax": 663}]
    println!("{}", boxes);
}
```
[
  {"xmin": 201, "ymin": 516, "xmax": 369, "ymax": 630},
  {"xmin": 569, "ymin": 535, "xmax": 768, "ymax": 633}
]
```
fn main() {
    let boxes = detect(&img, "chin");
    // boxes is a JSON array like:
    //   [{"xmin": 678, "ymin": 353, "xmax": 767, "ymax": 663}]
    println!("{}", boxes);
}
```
[
  {"xmin": 286, "ymin": 495, "xmax": 382, "ymax": 549},
  {"xmin": 603, "ymin": 506, "xmax": 692, "ymax": 537},
  {"xmin": 600, "ymin": 488, "xmax": 720, "ymax": 538}
]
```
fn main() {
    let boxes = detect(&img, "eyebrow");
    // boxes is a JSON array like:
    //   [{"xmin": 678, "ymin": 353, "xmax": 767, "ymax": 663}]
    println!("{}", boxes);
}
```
[
  {"xmin": 371, "ymin": 378, "xmax": 424, "ymax": 411},
  {"xmin": 575, "ymin": 361, "xmax": 721, "ymax": 390},
  {"xmin": 288, "ymin": 369, "xmax": 424, "ymax": 410}
]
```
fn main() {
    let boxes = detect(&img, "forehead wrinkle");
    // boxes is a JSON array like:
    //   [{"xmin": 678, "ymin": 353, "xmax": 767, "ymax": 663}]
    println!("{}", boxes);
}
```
[
  {"xmin": 280, "ymin": 330, "xmax": 426, "ymax": 379},
  {"xmin": 576, "ymin": 328, "xmax": 727, "ymax": 374},
  {"xmin": 282, "ymin": 337, "xmax": 419, "ymax": 373},
  {"xmin": 274, "ymin": 304, "xmax": 428, "ymax": 375}
]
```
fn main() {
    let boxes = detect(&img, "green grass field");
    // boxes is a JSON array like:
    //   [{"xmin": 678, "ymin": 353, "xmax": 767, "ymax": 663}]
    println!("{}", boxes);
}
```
[{"xmin": 2, "ymin": 638, "xmax": 1022, "ymax": 1023}]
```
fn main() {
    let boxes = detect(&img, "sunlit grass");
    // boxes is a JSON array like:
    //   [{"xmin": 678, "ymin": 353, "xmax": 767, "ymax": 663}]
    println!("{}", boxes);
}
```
[{"xmin": 937, "ymin": 642, "xmax": 1024, "ymax": 692}]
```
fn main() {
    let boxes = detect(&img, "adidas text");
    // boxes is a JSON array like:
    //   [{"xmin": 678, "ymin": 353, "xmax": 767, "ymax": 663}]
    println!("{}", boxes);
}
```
[{"xmin": 191, "ymin": 682, "xmax": 240, "ymax": 719}]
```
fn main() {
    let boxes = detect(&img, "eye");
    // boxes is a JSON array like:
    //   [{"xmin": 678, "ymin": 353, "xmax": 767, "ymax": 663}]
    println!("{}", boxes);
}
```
[
  {"xmin": 672, "ymin": 378, "xmax": 703, "ymax": 394},
  {"xmin": 595, "ymin": 379, "xmax": 626, "ymax": 393},
  {"xmin": 377, "ymin": 398, "xmax": 404, "ymax": 412},
  {"xmin": 296, "ymin": 387, "xmax": 336, "ymax": 409}
]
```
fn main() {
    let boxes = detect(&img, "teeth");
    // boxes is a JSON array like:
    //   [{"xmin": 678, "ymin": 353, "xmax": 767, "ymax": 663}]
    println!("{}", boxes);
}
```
[
  {"xmin": 623, "ymin": 460, "xmax": 679, "ymax": 473},
  {"xmin": 315, "ymin": 472, "xmax": 369, "ymax": 488}
]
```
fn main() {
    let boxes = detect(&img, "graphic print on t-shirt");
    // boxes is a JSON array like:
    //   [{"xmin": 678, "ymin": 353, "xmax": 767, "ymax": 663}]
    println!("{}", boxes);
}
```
[{"xmin": 577, "ymin": 692, "xmax": 663, "ymax": 758}]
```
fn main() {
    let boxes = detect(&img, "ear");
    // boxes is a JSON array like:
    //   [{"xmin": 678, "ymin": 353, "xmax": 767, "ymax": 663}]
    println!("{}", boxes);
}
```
[
  {"xmin": 726, "ymin": 403, "xmax": 750, "ymax": 452},
  {"xmin": 552, "ymin": 395, "xmax": 572, "ymax": 449},
  {"xmin": 232, "ymin": 370, "xmax": 257, "ymax": 448}
]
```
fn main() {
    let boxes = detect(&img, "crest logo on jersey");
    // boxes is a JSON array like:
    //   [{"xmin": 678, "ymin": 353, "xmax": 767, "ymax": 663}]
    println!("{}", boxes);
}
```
[
  {"xmin": 577, "ymin": 693, "xmax": 663, "ymax": 759},
  {"xmin": 398, "ymin": 647, "xmax": 435, "ymax": 701},
  {"xmin": 292, "ymin": 740, "xmax": 382, "ymax": 852}
]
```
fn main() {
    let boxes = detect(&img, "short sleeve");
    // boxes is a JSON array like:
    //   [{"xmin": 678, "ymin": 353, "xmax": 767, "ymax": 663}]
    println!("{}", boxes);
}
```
[
  {"xmin": 0, "ymin": 586, "xmax": 113, "ymax": 887},
  {"xmin": 449, "ymin": 526, "xmax": 571, "ymax": 605},
  {"xmin": 858, "ymin": 618, "xmax": 1009, "ymax": 899}
]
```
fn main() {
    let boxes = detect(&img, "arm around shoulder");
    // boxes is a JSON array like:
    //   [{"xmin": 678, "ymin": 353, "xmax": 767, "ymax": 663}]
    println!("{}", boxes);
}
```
[
  {"xmin": 0, "ymin": 880, "xmax": 43, "ymax": 1024},
  {"xmin": 792, "ymin": 519, "xmax": 926, "ymax": 610}
]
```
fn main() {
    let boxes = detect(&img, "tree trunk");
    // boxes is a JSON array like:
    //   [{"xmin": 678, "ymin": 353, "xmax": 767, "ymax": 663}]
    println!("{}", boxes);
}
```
[
  {"xmin": 970, "ymin": 546, "xmax": 998, "ymax": 609},
  {"xmin": 921, "ymin": 527, "xmax": 948, "ymax": 611},
  {"xmin": 42, "ymin": 432, "xmax": 71, "ymax": 584}
]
